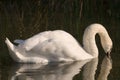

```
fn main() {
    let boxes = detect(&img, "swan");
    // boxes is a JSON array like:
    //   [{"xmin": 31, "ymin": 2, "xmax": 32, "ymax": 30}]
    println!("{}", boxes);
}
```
[{"xmin": 5, "ymin": 23, "xmax": 113, "ymax": 63}]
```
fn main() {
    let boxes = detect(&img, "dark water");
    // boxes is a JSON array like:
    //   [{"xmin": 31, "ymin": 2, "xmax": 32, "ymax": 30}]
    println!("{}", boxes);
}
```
[{"xmin": 0, "ymin": 0, "xmax": 120, "ymax": 80}]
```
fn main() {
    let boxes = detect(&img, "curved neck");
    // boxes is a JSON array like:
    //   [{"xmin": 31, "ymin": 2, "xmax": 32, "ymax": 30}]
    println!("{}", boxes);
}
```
[{"xmin": 83, "ymin": 24, "xmax": 111, "ymax": 57}]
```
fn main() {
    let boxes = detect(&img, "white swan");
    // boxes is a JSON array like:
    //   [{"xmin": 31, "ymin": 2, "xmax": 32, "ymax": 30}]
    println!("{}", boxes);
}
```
[{"xmin": 5, "ymin": 23, "xmax": 113, "ymax": 63}]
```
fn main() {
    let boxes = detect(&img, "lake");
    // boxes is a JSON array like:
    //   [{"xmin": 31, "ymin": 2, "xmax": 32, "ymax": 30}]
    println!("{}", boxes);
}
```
[{"xmin": 0, "ymin": 0, "xmax": 120, "ymax": 80}]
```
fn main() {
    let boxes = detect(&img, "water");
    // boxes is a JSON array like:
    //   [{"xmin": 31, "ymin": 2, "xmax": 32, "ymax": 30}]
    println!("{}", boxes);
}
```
[
  {"xmin": 0, "ymin": 57, "xmax": 112, "ymax": 80},
  {"xmin": 0, "ymin": 0, "xmax": 120, "ymax": 80}
]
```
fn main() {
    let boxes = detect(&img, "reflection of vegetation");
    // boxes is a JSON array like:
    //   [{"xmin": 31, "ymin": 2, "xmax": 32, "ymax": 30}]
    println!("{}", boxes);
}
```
[{"xmin": 0, "ymin": 0, "xmax": 120, "ymax": 63}]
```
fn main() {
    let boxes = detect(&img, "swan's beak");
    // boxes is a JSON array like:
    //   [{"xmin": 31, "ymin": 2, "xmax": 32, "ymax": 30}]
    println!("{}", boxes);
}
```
[
  {"xmin": 106, "ymin": 46, "xmax": 113, "ymax": 58},
  {"xmin": 106, "ymin": 51, "xmax": 111, "ymax": 58}
]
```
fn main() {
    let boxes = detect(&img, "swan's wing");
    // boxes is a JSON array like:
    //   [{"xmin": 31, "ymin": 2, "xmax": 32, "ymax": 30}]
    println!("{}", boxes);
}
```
[
  {"xmin": 21, "ymin": 38, "xmax": 41, "ymax": 51},
  {"xmin": 14, "ymin": 39, "xmax": 24, "ymax": 44},
  {"xmin": 21, "ymin": 31, "xmax": 52, "ymax": 51},
  {"xmin": 21, "ymin": 37, "xmax": 49, "ymax": 51}
]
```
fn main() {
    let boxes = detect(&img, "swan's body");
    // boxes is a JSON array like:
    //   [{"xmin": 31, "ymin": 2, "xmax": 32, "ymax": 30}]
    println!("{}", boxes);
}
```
[{"xmin": 5, "ymin": 23, "xmax": 113, "ymax": 63}]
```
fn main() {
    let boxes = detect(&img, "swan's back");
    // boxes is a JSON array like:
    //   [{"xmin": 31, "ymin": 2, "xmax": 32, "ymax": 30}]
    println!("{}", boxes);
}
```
[{"xmin": 18, "ymin": 30, "xmax": 93, "ymax": 61}]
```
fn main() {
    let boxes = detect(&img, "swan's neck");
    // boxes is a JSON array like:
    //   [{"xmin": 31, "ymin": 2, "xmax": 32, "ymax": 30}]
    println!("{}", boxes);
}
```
[{"xmin": 83, "ymin": 24, "xmax": 111, "ymax": 57}]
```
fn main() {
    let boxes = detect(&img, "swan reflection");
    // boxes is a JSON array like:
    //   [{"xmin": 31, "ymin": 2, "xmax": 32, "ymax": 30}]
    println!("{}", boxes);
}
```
[
  {"xmin": 97, "ymin": 56, "xmax": 112, "ymax": 80},
  {"xmin": 11, "ymin": 60, "xmax": 90, "ymax": 80},
  {"xmin": 9, "ymin": 56, "xmax": 112, "ymax": 80},
  {"xmin": 83, "ymin": 58, "xmax": 98, "ymax": 80},
  {"xmin": 83, "ymin": 56, "xmax": 112, "ymax": 80}
]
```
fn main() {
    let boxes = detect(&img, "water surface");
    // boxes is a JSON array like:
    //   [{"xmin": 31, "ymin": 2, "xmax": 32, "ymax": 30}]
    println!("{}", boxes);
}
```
[{"xmin": 0, "ymin": 56, "xmax": 112, "ymax": 80}]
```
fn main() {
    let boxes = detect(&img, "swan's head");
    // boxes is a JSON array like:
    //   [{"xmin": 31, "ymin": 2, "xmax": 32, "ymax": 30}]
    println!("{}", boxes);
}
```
[
  {"xmin": 105, "ymin": 43, "xmax": 112, "ymax": 57},
  {"xmin": 101, "ymin": 35, "xmax": 113, "ymax": 55}
]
